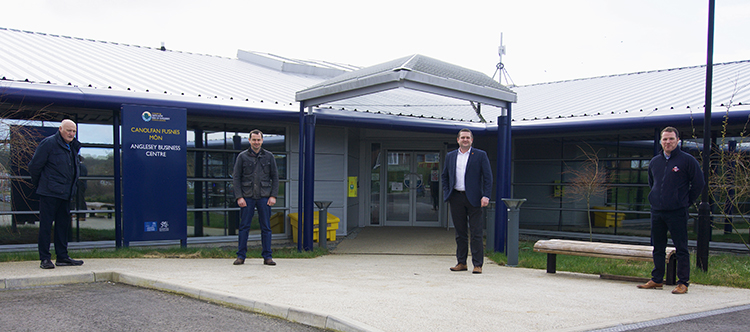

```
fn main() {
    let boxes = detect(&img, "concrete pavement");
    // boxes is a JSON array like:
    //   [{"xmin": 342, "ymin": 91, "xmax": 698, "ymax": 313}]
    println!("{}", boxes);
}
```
[{"xmin": 2, "ymin": 227, "xmax": 750, "ymax": 331}]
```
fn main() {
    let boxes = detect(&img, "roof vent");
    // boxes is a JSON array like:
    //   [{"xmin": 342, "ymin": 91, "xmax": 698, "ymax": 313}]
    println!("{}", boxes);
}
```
[{"xmin": 237, "ymin": 50, "xmax": 356, "ymax": 78}]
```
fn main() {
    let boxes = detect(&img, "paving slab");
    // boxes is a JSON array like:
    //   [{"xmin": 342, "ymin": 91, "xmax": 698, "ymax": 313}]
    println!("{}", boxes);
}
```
[{"xmin": 2, "ymin": 255, "xmax": 749, "ymax": 332}]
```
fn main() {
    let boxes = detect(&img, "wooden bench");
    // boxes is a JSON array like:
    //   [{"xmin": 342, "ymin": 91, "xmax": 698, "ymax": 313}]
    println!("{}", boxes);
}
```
[
  {"xmin": 86, "ymin": 202, "xmax": 116, "ymax": 219},
  {"xmin": 533, "ymin": 239, "xmax": 677, "ymax": 285}
]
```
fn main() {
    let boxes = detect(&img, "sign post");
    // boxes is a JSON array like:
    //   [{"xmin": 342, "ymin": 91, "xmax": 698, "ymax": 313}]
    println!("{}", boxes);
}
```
[{"xmin": 121, "ymin": 105, "xmax": 187, "ymax": 247}]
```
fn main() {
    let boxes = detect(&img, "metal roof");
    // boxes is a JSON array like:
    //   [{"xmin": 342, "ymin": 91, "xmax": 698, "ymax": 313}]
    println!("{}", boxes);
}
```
[
  {"xmin": 2, "ymin": 27, "xmax": 750, "ymax": 135},
  {"xmin": 0, "ymin": 28, "xmax": 328, "ymax": 106},
  {"xmin": 507, "ymin": 60, "xmax": 750, "ymax": 131}
]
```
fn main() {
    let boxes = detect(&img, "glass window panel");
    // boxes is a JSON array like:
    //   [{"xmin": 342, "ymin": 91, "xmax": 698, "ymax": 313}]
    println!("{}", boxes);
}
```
[
  {"xmin": 78, "ymin": 149, "xmax": 114, "ymax": 176},
  {"xmin": 205, "ymin": 131, "xmax": 228, "ymax": 149},
  {"xmin": 516, "ymin": 137, "xmax": 659, "ymax": 236},
  {"xmin": 275, "ymin": 154, "xmax": 287, "ymax": 180},
  {"xmin": 186, "ymin": 151, "xmax": 196, "ymax": 177},
  {"xmin": 77, "ymin": 123, "xmax": 113, "ymax": 144}
]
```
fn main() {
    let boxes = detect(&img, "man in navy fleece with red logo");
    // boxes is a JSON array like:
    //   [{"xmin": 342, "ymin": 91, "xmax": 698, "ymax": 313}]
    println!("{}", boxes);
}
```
[{"xmin": 638, "ymin": 126, "xmax": 704, "ymax": 294}]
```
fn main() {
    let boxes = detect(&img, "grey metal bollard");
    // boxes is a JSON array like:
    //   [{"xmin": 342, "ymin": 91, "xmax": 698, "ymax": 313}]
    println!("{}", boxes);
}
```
[
  {"xmin": 314, "ymin": 201, "xmax": 333, "ymax": 249},
  {"xmin": 485, "ymin": 202, "xmax": 495, "ymax": 253},
  {"xmin": 501, "ymin": 198, "xmax": 526, "ymax": 267}
]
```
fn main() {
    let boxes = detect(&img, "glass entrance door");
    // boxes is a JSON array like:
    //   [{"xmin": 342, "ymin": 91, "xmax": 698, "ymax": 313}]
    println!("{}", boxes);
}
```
[{"xmin": 384, "ymin": 151, "xmax": 441, "ymax": 226}]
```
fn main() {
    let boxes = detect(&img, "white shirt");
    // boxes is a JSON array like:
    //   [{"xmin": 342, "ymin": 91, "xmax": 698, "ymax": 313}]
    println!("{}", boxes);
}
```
[{"xmin": 454, "ymin": 147, "xmax": 471, "ymax": 191}]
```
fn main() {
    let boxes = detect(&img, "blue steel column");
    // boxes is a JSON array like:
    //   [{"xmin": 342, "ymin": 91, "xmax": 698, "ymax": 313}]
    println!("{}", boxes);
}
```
[
  {"xmin": 303, "ymin": 113, "xmax": 316, "ymax": 250},
  {"xmin": 494, "ymin": 112, "xmax": 508, "ymax": 253},
  {"xmin": 505, "ymin": 103, "xmax": 513, "ymax": 207},
  {"xmin": 229, "ymin": 134, "xmax": 242, "ymax": 236},
  {"xmin": 114, "ymin": 108, "xmax": 122, "ymax": 248},
  {"xmin": 297, "ymin": 103, "xmax": 306, "ymax": 252}
]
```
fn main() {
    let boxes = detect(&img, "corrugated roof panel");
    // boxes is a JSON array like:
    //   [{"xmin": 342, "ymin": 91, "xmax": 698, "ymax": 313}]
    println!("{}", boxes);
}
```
[
  {"xmin": 509, "ymin": 60, "xmax": 750, "ymax": 125},
  {"xmin": 0, "ymin": 28, "xmax": 328, "ymax": 106},
  {"xmin": 2, "ymin": 27, "xmax": 749, "ymax": 129}
]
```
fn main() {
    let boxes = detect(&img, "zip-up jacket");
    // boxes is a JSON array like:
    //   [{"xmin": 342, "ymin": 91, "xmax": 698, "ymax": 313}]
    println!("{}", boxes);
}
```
[
  {"xmin": 232, "ymin": 148, "xmax": 279, "ymax": 200},
  {"xmin": 647, "ymin": 147, "xmax": 704, "ymax": 211},
  {"xmin": 28, "ymin": 131, "xmax": 81, "ymax": 200}
]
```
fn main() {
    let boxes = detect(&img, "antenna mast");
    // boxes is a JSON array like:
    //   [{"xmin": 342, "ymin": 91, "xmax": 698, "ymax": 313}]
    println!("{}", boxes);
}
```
[{"xmin": 493, "ymin": 32, "xmax": 515, "ymax": 87}]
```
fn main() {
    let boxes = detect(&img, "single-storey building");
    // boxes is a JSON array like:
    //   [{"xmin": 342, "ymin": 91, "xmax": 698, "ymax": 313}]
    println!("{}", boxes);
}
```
[{"xmin": 1, "ymin": 27, "xmax": 749, "ymax": 249}]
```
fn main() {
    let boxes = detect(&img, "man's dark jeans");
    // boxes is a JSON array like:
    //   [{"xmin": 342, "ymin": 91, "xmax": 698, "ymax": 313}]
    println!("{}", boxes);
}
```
[{"xmin": 237, "ymin": 197, "xmax": 272, "ymax": 260}]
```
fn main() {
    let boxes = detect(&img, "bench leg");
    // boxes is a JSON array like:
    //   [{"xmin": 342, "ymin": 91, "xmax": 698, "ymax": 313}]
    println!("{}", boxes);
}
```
[
  {"xmin": 546, "ymin": 253, "xmax": 557, "ymax": 273},
  {"xmin": 666, "ymin": 254, "xmax": 677, "ymax": 286}
]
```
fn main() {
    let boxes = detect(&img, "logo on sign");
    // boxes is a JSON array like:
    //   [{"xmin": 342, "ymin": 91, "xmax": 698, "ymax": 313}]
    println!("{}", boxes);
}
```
[
  {"xmin": 159, "ymin": 221, "xmax": 170, "ymax": 232},
  {"xmin": 142, "ymin": 111, "xmax": 152, "ymax": 122},
  {"xmin": 144, "ymin": 221, "xmax": 157, "ymax": 232}
]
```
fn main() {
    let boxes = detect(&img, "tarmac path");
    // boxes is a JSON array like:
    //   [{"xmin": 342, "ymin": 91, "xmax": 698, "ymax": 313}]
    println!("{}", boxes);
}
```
[{"xmin": 0, "ymin": 282, "xmax": 326, "ymax": 332}]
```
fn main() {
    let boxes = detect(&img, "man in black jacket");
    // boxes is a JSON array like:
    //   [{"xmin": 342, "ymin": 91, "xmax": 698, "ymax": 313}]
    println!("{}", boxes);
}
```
[
  {"xmin": 232, "ymin": 129, "xmax": 279, "ymax": 266},
  {"xmin": 28, "ymin": 119, "xmax": 84, "ymax": 269},
  {"xmin": 638, "ymin": 126, "xmax": 704, "ymax": 294}
]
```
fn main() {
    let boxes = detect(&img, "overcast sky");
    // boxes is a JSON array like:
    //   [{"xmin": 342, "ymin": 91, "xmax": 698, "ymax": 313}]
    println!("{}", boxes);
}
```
[{"xmin": 4, "ymin": 0, "xmax": 749, "ymax": 86}]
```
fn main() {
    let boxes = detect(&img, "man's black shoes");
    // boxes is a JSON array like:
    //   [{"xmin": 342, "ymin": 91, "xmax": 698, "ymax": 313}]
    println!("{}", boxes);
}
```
[
  {"xmin": 40, "ymin": 259, "xmax": 55, "ymax": 269},
  {"xmin": 56, "ymin": 257, "xmax": 84, "ymax": 266}
]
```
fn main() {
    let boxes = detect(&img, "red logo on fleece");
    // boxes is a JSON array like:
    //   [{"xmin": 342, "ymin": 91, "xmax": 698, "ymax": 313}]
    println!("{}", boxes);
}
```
[{"xmin": 672, "ymin": 166, "xmax": 680, "ymax": 172}]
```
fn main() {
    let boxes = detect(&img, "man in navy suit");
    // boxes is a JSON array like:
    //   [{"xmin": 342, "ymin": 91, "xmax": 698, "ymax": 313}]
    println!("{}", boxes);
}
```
[{"xmin": 442, "ymin": 128, "xmax": 493, "ymax": 274}]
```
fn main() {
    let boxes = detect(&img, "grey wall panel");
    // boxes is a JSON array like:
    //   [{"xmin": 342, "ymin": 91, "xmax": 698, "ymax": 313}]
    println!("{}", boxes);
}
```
[
  {"xmin": 289, "ymin": 181, "xmax": 343, "ymax": 207},
  {"xmin": 347, "ymin": 128, "xmax": 360, "ymax": 231},
  {"xmin": 314, "ymin": 154, "xmax": 345, "ymax": 181},
  {"xmin": 289, "ymin": 153, "xmax": 345, "ymax": 180},
  {"xmin": 313, "ymin": 126, "xmax": 346, "ymax": 154}
]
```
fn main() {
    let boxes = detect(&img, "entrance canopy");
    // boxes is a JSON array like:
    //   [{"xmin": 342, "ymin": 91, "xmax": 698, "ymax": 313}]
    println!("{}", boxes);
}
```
[
  {"xmin": 294, "ymin": 54, "xmax": 517, "ymax": 252},
  {"xmin": 296, "ymin": 54, "xmax": 516, "ymax": 109}
]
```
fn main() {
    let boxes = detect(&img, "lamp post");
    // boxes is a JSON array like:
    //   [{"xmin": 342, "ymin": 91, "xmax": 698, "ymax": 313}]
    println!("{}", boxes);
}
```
[{"xmin": 697, "ymin": 0, "xmax": 715, "ymax": 272}]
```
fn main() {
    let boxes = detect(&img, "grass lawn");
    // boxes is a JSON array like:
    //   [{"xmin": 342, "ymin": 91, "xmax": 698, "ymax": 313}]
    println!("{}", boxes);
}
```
[
  {"xmin": 0, "ymin": 246, "xmax": 327, "ymax": 263},
  {"xmin": 2, "ymin": 228, "xmax": 748, "ymax": 289},
  {"xmin": 1, "ymin": 225, "xmax": 116, "ymax": 244},
  {"xmin": 486, "ymin": 241, "xmax": 750, "ymax": 289}
]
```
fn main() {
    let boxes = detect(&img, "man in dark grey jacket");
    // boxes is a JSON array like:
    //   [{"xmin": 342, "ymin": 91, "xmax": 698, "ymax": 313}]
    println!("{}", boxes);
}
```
[
  {"xmin": 232, "ymin": 129, "xmax": 279, "ymax": 266},
  {"xmin": 28, "ymin": 119, "xmax": 84, "ymax": 269}
]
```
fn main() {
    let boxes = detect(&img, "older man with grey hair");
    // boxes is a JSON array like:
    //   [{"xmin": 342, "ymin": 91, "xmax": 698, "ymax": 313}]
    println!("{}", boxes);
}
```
[{"xmin": 28, "ymin": 119, "xmax": 84, "ymax": 269}]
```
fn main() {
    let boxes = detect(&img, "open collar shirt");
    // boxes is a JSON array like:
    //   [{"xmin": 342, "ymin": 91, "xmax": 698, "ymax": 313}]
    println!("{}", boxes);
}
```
[{"xmin": 454, "ymin": 147, "xmax": 471, "ymax": 191}]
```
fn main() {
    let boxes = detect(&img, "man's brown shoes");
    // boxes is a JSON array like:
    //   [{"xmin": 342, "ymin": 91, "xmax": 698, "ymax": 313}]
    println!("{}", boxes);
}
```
[
  {"xmin": 450, "ymin": 263, "xmax": 468, "ymax": 271},
  {"xmin": 449, "ymin": 263, "xmax": 482, "ymax": 274},
  {"xmin": 637, "ymin": 280, "xmax": 663, "ymax": 289},
  {"xmin": 234, "ymin": 258, "xmax": 276, "ymax": 265},
  {"xmin": 672, "ymin": 284, "xmax": 688, "ymax": 294}
]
